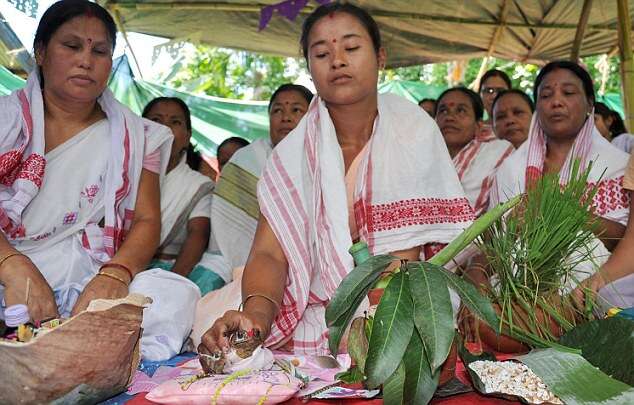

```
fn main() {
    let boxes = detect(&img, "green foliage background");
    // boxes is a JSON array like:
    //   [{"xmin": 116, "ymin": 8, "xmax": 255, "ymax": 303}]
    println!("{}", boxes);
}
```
[{"xmin": 168, "ymin": 45, "xmax": 622, "ymax": 101}]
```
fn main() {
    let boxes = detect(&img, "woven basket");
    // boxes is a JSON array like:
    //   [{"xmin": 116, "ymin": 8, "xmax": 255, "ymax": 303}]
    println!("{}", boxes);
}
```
[{"xmin": 0, "ymin": 294, "xmax": 150, "ymax": 404}]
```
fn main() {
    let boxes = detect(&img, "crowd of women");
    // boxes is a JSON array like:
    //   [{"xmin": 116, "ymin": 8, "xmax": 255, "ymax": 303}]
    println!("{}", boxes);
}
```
[{"xmin": 0, "ymin": 0, "xmax": 633, "ymax": 363}]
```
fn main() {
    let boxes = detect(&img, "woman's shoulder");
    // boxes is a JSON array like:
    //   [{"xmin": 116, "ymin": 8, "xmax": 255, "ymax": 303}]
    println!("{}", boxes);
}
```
[{"xmin": 593, "ymin": 132, "xmax": 630, "ymax": 166}]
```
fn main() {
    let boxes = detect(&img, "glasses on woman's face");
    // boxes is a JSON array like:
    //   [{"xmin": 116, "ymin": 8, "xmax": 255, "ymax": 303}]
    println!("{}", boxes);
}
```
[{"xmin": 481, "ymin": 87, "xmax": 506, "ymax": 96}]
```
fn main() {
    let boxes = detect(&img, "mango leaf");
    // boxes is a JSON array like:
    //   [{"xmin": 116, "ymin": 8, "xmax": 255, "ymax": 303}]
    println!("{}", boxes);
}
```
[
  {"xmin": 335, "ymin": 366, "xmax": 364, "ymax": 384},
  {"xmin": 347, "ymin": 317, "xmax": 369, "ymax": 373},
  {"xmin": 433, "ymin": 264, "xmax": 499, "ymax": 330},
  {"xmin": 559, "ymin": 317, "xmax": 634, "ymax": 386},
  {"xmin": 325, "ymin": 254, "xmax": 396, "ymax": 325},
  {"xmin": 517, "ymin": 348, "xmax": 634, "ymax": 405},
  {"xmin": 326, "ymin": 254, "xmax": 396, "ymax": 355},
  {"xmin": 408, "ymin": 262, "xmax": 454, "ymax": 372},
  {"xmin": 365, "ymin": 271, "xmax": 414, "ymax": 388},
  {"xmin": 382, "ymin": 362, "xmax": 405, "ymax": 405},
  {"xmin": 403, "ymin": 330, "xmax": 439, "ymax": 405}
]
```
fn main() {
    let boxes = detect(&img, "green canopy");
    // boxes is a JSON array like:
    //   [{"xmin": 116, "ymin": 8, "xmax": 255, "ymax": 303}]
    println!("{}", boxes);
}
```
[{"xmin": 377, "ymin": 80, "xmax": 446, "ymax": 104}]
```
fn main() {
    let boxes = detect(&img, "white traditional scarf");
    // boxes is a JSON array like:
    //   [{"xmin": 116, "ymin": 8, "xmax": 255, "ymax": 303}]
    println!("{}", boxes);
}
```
[
  {"xmin": 0, "ymin": 70, "xmax": 171, "ymax": 257},
  {"xmin": 159, "ymin": 155, "xmax": 214, "ymax": 247},
  {"xmin": 211, "ymin": 138, "xmax": 273, "ymax": 269},
  {"xmin": 257, "ymin": 93, "xmax": 474, "ymax": 354},
  {"xmin": 492, "ymin": 113, "xmax": 630, "ymax": 225}
]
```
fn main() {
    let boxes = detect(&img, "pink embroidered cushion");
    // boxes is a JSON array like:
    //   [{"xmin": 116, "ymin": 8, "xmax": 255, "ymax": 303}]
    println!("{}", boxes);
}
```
[{"xmin": 145, "ymin": 369, "xmax": 302, "ymax": 405}]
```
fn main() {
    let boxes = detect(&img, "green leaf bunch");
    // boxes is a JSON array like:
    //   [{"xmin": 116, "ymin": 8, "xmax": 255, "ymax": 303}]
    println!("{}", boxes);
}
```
[
  {"xmin": 478, "ymin": 160, "xmax": 600, "ymax": 346},
  {"xmin": 326, "ymin": 195, "xmax": 521, "ymax": 404}
]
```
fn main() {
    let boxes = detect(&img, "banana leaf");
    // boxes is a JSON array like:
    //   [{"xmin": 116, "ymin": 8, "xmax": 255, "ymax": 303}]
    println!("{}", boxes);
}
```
[
  {"xmin": 457, "ymin": 338, "xmax": 497, "ymax": 395},
  {"xmin": 433, "ymin": 264, "xmax": 499, "ymax": 330},
  {"xmin": 517, "ymin": 348, "xmax": 634, "ymax": 405},
  {"xmin": 559, "ymin": 317, "xmax": 634, "ymax": 386},
  {"xmin": 403, "ymin": 330, "xmax": 439, "ymax": 405},
  {"xmin": 326, "ymin": 254, "xmax": 396, "ymax": 355},
  {"xmin": 365, "ymin": 271, "xmax": 414, "ymax": 388},
  {"xmin": 382, "ymin": 362, "xmax": 406, "ymax": 405},
  {"xmin": 408, "ymin": 262, "xmax": 454, "ymax": 372}
]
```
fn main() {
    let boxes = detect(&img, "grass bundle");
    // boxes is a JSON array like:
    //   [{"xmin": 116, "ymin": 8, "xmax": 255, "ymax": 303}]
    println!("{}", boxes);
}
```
[{"xmin": 478, "ymin": 160, "xmax": 600, "ymax": 347}]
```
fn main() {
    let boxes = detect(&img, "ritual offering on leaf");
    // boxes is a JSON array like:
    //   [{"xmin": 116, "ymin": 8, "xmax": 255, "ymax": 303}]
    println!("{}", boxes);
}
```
[
  {"xmin": 199, "ymin": 328, "xmax": 274, "ymax": 375},
  {"xmin": 468, "ymin": 360, "xmax": 562, "ymax": 404},
  {"xmin": 0, "ymin": 294, "xmax": 150, "ymax": 404}
]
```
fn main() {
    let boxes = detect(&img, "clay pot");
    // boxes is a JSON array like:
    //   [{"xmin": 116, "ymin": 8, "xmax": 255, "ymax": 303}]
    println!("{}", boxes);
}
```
[
  {"xmin": 471, "ymin": 297, "xmax": 576, "ymax": 354},
  {"xmin": 368, "ymin": 288, "xmax": 384, "ymax": 306}
]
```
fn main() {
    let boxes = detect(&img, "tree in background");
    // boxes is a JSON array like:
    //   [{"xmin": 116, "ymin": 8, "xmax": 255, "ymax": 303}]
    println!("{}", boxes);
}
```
[
  {"xmin": 169, "ymin": 46, "xmax": 302, "ymax": 100},
  {"xmin": 170, "ymin": 46, "xmax": 621, "ymax": 100}
]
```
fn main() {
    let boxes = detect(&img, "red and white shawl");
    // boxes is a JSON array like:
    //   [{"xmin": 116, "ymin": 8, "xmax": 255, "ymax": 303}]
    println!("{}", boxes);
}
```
[
  {"xmin": 257, "ymin": 93, "xmax": 474, "ymax": 354},
  {"xmin": 491, "ymin": 113, "xmax": 630, "ymax": 225},
  {"xmin": 453, "ymin": 135, "xmax": 514, "ymax": 216},
  {"xmin": 0, "ymin": 71, "xmax": 171, "ymax": 258}
]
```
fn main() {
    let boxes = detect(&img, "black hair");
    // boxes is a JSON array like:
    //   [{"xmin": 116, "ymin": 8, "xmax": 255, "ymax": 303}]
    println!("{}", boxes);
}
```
[
  {"xmin": 534, "ymin": 60, "xmax": 595, "ymax": 105},
  {"xmin": 479, "ymin": 69, "xmax": 512, "ymax": 92},
  {"xmin": 142, "ymin": 97, "xmax": 192, "ymax": 131},
  {"xmin": 34, "ymin": 0, "xmax": 117, "ymax": 52},
  {"xmin": 300, "ymin": 2, "xmax": 381, "ymax": 63},
  {"xmin": 437, "ymin": 87, "xmax": 484, "ymax": 121},
  {"xmin": 217, "ymin": 137, "xmax": 250, "ymax": 154},
  {"xmin": 268, "ymin": 84, "xmax": 314, "ymax": 112},
  {"xmin": 594, "ymin": 101, "xmax": 612, "ymax": 119},
  {"xmin": 185, "ymin": 144, "xmax": 203, "ymax": 171},
  {"xmin": 609, "ymin": 110, "xmax": 628, "ymax": 136},
  {"xmin": 492, "ymin": 89, "xmax": 535, "ymax": 114},
  {"xmin": 418, "ymin": 98, "xmax": 436, "ymax": 105}
]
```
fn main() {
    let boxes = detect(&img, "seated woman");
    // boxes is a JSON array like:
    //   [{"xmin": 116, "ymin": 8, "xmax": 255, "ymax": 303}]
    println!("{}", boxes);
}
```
[
  {"xmin": 485, "ymin": 61, "xmax": 629, "ymax": 287},
  {"xmin": 211, "ymin": 84, "xmax": 313, "ymax": 270},
  {"xmin": 436, "ymin": 87, "xmax": 514, "ymax": 216},
  {"xmin": 0, "ymin": 0, "xmax": 198, "ymax": 360},
  {"xmin": 197, "ymin": 3, "xmax": 473, "ymax": 356},
  {"xmin": 216, "ymin": 137, "xmax": 249, "ymax": 174},
  {"xmin": 479, "ymin": 69, "xmax": 512, "ymax": 140},
  {"xmin": 492, "ymin": 89, "xmax": 534, "ymax": 148},
  {"xmin": 609, "ymin": 110, "xmax": 634, "ymax": 153},
  {"xmin": 143, "ymin": 97, "xmax": 227, "ymax": 295}
]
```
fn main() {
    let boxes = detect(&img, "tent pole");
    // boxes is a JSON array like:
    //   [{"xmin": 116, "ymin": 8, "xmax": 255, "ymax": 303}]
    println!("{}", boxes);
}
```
[
  {"xmin": 570, "ymin": 0, "xmax": 593, "ymax": 61},
  {"xmin": 471, "ymin": 0, "xmax": 509, "ymax": 90},
  {"xmin": 617, "ymin": 0, "xmax": 634, "ymax": 131},
  {"xmin": 112, "ymin": 9, "xmax": 145, "ymax": 80}
]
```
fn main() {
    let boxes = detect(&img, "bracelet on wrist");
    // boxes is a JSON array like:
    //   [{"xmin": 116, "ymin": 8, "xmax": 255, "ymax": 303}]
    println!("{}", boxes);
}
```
[
  {"xmin": 96, "ymin": 270, "xmax": 129, "ymax": 286},
  {"xmin": 99, "ymin": 263, "xmax": 134, "ymax": 283}
]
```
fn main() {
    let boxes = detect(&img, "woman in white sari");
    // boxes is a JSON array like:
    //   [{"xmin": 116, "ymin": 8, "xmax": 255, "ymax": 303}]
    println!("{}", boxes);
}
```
[
  {"xmin": 436, "ymin": 87, "xmax": 514, "ymax": 216},
  {"xmin": 198, "ymin": 3, "xmax": 474, "ymax": 356},
  {"xmin": 0, "ymin": 0, "xmax": 198, "ymax": 360},
  {"xmin": 143, "ymin": 97, "xmax": 228, "ymax": 295}
]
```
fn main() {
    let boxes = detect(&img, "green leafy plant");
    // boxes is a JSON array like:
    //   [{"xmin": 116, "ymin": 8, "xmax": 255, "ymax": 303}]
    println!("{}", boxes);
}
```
[
  {"xmin": 325, "ymin": 195, "xmax": 521, "ymax": 404},
  {"xmin": 477, "ymin": 161, "xmax": 600, "ymax": 348}
]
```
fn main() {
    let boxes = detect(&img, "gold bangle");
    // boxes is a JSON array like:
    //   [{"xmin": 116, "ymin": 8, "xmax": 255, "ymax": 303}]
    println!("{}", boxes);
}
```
[
  {"xmin": 241, "ymin": 294, "xmax": 280, "ymax": 313},
  {"xmin": 0, "ymin": 252, "xmax": 26, "ymax": 268},
  {"xmin": 97, "ymin": 270, "xmax": 129, "ymax": 286}
]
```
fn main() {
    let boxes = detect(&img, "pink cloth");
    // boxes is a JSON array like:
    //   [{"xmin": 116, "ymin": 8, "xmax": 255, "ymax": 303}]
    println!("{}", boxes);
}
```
[{"xmin": 143, "ymin": 149, "xmax": 162, "ymax": 174}]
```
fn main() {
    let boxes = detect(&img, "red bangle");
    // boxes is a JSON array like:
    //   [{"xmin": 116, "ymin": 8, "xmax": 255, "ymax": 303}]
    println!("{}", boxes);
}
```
[{"xmin": 100, "ymin": 263, "xmax": 134, "ymax": 283}]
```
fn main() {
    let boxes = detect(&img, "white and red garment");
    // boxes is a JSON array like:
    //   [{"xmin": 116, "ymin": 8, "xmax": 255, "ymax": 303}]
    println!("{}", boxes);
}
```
[
  {"xmin": 453, "ymin": 135, "xmax": 514, "ymax": 216},
  {"xmin": 491, "ymin": 113, "xmax": 630, "ymax": 292},
  {"xmin": 257, "ymin": 93, "xmax": 474, "ymax": 354},
  {"xmin": 491, "ymin": 113, "xmax": 630, "ymax": 225}
]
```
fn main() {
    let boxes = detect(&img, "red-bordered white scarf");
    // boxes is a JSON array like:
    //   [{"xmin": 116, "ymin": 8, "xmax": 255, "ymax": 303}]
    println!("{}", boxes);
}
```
[
  {"xmin": 491, "ymin": 113, "xmax": 630, "ymax": 224},
  {"xmin": 257, "ymin": 93, "xmax": 474, "ymax": 354},
  {"xmin": 0, "ymin": 71, "xmax": 169, "ymax": 258},
  {"xmin": 453, "ymin": 136, "xmax": 514, "ymax": 216}
]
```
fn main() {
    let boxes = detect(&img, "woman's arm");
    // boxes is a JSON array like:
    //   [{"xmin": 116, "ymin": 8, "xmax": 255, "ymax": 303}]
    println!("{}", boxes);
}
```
[
  {"xmin": 170, "ymin": 217, "xmax": 210, "ymax": 277},
  {"xmin": 200, "ymin": 214, "xmax": 288, "ymax": 352},
  {"xmin": 71, "ymin": 169, "xmax": 161, "ymax": 315},
  {"xmin": 0, "ymin": 233, "xmax": 58, "ymax": 321},
  {"xmin": 591, "ymin": 216, "xmax": 626, "ymax": 252}
]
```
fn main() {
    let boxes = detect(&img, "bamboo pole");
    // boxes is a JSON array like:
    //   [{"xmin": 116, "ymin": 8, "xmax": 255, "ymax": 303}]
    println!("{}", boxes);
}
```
[
  {"xmin": 471, "ymin": 0, "xmax": 510, "ymax": 90},
  {"xmin": 112, "ymin": 9, "xmax": 144, "ymax": 80},
  {"xmin": 570, "ymin": 0, "xmax": 593, "ymax": 61},
  {"xmin": 617, "ymin": 0, "xmax": 634, "ymax": 131},
  {"xmin": 106, "ymin": 1, "xmax": 617, "ymax": 31}
]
